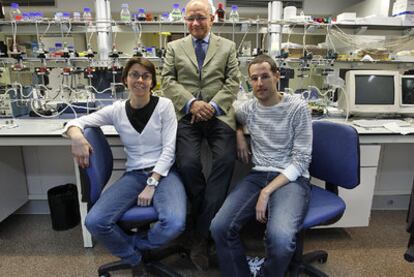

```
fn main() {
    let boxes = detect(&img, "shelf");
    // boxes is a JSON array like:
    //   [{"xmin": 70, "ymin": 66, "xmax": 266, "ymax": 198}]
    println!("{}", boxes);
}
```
[{"xmin": 0, "ymin": 20, "xmax": 268, "ymax": 35}]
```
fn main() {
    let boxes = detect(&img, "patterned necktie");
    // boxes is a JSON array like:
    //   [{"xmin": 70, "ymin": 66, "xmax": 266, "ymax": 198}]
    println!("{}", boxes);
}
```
[{"xmin": 195, "ymin": 39, "xmax": 205, "ymax": 70}]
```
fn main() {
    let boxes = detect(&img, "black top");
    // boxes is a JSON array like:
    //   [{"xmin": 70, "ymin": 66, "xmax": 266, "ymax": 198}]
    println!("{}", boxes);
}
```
[{"xmin": 125, "ymin": 95, "xmax": 159, "ymax": 134}]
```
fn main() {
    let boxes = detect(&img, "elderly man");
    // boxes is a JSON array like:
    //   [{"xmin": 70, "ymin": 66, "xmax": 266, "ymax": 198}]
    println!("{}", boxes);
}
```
[{"xmin": 161, "ymin": 0, "xmax": 239, "ymax": 270}]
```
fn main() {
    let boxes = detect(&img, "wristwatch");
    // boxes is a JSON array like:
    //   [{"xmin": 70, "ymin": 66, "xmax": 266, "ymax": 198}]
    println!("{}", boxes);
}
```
[{"xmin": 146, "ymin": 177, "xmax": 159, "ymax": 188}]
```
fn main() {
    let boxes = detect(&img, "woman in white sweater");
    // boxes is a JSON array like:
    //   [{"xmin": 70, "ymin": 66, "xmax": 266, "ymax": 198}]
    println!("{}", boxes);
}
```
[{"xmin": 63, "ymin": 57, "xmax": 186, "ymax": 272}]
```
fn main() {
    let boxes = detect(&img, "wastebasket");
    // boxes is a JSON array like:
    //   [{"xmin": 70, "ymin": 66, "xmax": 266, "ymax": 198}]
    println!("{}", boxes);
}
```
[{"xmin": 47, "ymin": 183, "xmax": 80, "ymax": 231}]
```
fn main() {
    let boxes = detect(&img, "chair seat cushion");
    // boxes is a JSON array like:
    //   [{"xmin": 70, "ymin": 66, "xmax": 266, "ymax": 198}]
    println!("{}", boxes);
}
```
[
  {"xmin": 302, "ymin": 185, "xmax": 346, "ymax": 229},
  {"xmin": 119, "ymin": 206, "xmax": 158, "ymax": 223}
]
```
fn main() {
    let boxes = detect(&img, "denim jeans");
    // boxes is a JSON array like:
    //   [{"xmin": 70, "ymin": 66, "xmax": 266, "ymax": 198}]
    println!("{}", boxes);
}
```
[
  {"xmin": 210, "ymin": 171, "xmax": 310, "ymax": 277},
  {"xmin": 85, "ymin": 169, "xmax": 186, "ymax": 266}
]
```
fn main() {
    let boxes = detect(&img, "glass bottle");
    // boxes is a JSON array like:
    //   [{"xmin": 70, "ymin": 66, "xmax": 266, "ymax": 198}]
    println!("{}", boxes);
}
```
[
  {"xmin": 170, "ymin": 3, "xmax": 182, "ymax": 22},
  {"xmin": 120, "ymin": 3, "xmax": 131, "ymax": 22},
  {"xmin": 137, "ymin": 8, "xmax": 146, "ymax": 21},
  {"xmin": 9, "ymin": 3, "xmax": 22, "ymax": 22},
  {"xmin": 216, "ymin": 3, "xmax": 225, "ymax": 22},
  {"xmin": 82, "ymin": 7, "xmax": 92, "ymax": 23},
  {"xmin": 229, "ymin": 5, "xmax": 239, "ymax": 23},
  {"xmin": 73, "ymin": 12, "xmax": 81, "ymax": 22}
]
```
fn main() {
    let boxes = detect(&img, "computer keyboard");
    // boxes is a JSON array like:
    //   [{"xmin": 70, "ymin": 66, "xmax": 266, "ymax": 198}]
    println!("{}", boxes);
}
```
[{"xmin": 352, "ymin": 119, "xmax": 412, "ymax": 128}]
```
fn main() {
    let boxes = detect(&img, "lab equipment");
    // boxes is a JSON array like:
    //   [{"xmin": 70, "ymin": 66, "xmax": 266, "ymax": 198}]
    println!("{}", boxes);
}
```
[
  {"xmin": 137, "ymin": 8, "xmax": 146, "ymax": 21},
  {"xmin": 9, "ymin": 3, "xmax": 22, "ymax": 21},
  {"xmin": 229, "ymin": 5, "xmax": 239, "ymax": 22},
  {"xmin": 216, "ymin": 3, "xmax": 225, "ymax": 22},
  {"xmin": 120, "ymin": 3, "xmax": 131, "ymax": 22},
  {"xmin": 170, "ymin": 3, "xmax": 182, "ymax": 22},
  {"xmin": 83, "ymin": 7, "xmax": 92, "ymax": 22}
]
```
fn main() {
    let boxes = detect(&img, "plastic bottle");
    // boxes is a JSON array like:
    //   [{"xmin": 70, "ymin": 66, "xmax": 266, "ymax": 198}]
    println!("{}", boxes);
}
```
[
  {"xmin": 170, "ymin": 3, "xmax": 182, "ymax": 22},
  {"xmin": 82, "ymin": 7, "xmax": 92, "ymax": 23},
  {"xmin": 9, "ymin": 3, "xmax": 22, "ymax": 22},
  {"xmin": 120, "ymin": 3, "xmax": 131, "ymax": 22},
  {"xmin": 216, "ymin": 3, "xmax": 225, "ymax": 22},
  {"xmin": 137, "ymin": 8, "xmax": 146, "ymax": 21},
  {"xmin": 229, "ymin": 5, "xmax": 239, "ymax": 23}
]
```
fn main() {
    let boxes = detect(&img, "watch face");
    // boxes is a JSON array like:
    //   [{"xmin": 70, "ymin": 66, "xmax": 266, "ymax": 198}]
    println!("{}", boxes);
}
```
[{"xmin": 147, "ymin": 177, "xmax": 158, "ymax": 187}]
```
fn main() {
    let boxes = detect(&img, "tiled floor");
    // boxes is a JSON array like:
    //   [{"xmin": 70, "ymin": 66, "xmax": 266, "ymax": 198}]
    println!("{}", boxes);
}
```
[{"xmin": 0, "ymin": 211, "xmax": 413, "ymax": 276}]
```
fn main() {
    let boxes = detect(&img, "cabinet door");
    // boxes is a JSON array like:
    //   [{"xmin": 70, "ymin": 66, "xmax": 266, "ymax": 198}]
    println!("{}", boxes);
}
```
[{"xmin": 0, "ymin": 147, "xmax": 28, "ymax": 222}]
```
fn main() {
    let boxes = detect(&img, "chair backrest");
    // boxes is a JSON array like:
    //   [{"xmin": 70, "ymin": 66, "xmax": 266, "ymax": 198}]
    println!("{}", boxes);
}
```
[
  {"xmin": 82, "ymin": 127, "xmax": 113, "ymax": 205},
  {"xmin": 310, "ymin": 121, "xmax": 360, "ymax": 189}
]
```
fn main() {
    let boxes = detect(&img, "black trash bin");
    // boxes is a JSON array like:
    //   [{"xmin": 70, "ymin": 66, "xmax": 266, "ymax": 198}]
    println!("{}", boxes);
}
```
[{"xmin": 47, "ymin": 183, "xmax": 80, "ymax": 231}]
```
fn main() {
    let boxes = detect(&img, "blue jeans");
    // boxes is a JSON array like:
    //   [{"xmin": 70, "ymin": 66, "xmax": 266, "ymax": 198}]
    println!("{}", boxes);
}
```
[
  {"xmin": 85, "ymin": 169, "xmax": 186, "ymax": 266},
  {"xmin": 210, "ymin": 171, "xmax": 310, "ymax": 277}
]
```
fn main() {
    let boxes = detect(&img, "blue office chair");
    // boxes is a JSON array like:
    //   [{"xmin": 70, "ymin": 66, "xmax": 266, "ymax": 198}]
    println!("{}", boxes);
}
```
[
  {"xmin": 290, "ymin": 120, "xmax": 360, "ymax": 277},
  {"xmin": 79, "ymin": 127, "xmax": 188, "ymax": 277}
]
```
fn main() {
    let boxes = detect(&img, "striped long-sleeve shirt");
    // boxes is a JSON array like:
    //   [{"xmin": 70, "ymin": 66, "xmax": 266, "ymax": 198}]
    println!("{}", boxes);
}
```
[{"xmin": 236, "ymin": 94, "xmax": 312, "ymax": 181}]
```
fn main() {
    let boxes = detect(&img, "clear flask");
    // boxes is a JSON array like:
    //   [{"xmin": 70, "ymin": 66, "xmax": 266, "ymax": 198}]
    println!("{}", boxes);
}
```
[
  {"xmin": 170, "ymin": 3, "xmax": 182, "ymax": 22},
  {"xmin": 137, "ymin": 8, "xmax": 146, "ymax": 21},
  {"xmin": 9, "ymin": 3, "xmax": 22, "ymax": 22},
  {"xmin": 229, "ymin": 5, "xmax": 239, "ymax": 23},
  {"xmin": 120, "ymin": 3, "xmax": 131, "ymax": 22},
  {"xmin": 82, "ymin": 7, "xmax": 92, "ymax": 23}
]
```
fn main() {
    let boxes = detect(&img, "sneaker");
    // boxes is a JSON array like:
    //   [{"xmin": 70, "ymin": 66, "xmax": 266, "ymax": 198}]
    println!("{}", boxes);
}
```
[{"xmin": 246, "ymin": 256, "xmax": 265, "ymax": 277}]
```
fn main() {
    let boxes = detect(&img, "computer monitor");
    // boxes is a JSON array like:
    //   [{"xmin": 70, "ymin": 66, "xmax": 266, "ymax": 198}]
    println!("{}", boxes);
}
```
[
  {"xmin": 399, "ymin": 75, "xmax": 414, "ymax": 116},
  {"xmin": 338, "ymin": 70, "xmax": 400, "ymax": 116}
]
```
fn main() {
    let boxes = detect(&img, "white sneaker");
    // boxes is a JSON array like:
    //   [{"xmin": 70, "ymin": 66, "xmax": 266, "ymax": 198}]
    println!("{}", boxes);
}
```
[{"xmin": 246, "ymin": 256, "xmax": 265, "ymax": 277}]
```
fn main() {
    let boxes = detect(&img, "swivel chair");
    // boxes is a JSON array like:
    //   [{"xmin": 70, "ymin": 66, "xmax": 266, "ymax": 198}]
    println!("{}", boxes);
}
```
[
  {"xmin": 290, "ymin": 120, "xmax": 360, "ymax": 277},
  {"xmin": 79, "ymin": 127, "xmax": 188, "ymax": 277}
]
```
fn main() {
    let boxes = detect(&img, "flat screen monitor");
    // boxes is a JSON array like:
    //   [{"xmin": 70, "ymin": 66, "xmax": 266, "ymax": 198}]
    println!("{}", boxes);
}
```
[
  {"xmin": 338, "ymin": 70, "xmax": 400, "ymax": 116},
  {"xmin": 399, "ymin": 75, "xmax": 414, "ymax": 115}
]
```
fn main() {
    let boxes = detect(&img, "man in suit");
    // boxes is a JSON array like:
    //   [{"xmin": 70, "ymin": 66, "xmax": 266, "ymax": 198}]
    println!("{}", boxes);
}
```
[{"xmin": 161, "ymin": 0, "xmax": 239, "ymax": 270}]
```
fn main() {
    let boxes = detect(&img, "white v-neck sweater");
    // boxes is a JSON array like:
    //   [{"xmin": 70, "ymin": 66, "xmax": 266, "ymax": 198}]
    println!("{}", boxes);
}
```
[{"xmin": 64, "ymin": 97, "xmax": 177, "ymax": 176}]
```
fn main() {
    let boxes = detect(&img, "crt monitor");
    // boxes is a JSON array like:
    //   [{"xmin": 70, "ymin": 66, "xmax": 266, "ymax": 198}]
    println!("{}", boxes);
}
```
[
  {"xmin": 338, "ymin": 70, "xmax": 400, "ymax": 116},
  {"xmin": 399, "ymin": 75, "xmax": 414, "ymax": 115}
]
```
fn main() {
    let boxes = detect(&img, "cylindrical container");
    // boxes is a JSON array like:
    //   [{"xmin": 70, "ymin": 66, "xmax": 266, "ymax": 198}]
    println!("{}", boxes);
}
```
[
  {"xmin": 283, "ymin": 6, "xmax": 297, "ymax": 20},
  {"xmin": 47, "ymin": 184, "xmax": 80, "ymax": 231}
]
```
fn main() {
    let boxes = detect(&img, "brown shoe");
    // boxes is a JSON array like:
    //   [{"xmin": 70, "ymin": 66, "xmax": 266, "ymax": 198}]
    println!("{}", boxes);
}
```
[{"xmin": 190, "ymin": 238, "xmax": 209, "ymax": 271}]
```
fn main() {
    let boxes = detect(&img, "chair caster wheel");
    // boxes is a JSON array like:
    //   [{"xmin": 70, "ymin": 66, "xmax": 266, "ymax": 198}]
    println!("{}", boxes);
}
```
[
  {"xmin": 180, "ymin": 252, "xmax": 189, "ymax": 259},
  {"xmin": 318, "ymin": 256, "xmax": 328, "ymax": 264},
  {"xmin": 98, "ymin": 271, "xmax": 110, "ymax": 277}
]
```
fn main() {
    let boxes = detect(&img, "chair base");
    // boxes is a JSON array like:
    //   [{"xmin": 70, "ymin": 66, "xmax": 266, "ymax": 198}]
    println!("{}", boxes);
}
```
[
  {"xmin": 98, "ymin": 260, "xmax": 146, "ymax": 277},
  {"xmin": 290, "ymin": 250, "xmax": 329, "ymax": 277},
  {"xmin": 97, "ymin": 245, "xmax": 190, "ymax": 277}
]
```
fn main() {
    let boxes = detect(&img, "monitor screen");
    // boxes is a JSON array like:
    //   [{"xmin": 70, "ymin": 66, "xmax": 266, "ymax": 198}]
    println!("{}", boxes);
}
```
[
  {"xmin": 355, "ymin": 75, "xmax": 395, "ymax": 105},
  {"xmin": 338, "ymin": 70, "xmax": 400, "ymax": 116},
  {"xmin": 401, "ymin": 77, "xmax": 414, "ymax": 105}
]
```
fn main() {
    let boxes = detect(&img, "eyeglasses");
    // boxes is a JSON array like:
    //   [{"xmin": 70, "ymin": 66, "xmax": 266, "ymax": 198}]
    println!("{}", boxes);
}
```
[
  {"xmin": 185, "ymin": 15, "xmax": 208, "ymax": 22},
  {"xmin": 128, "ymin": 71, "xmax": 152, "ymax": 81},
  {"xmin": 248, "ymin": 74, "xmax": 272, "ymax": 83}
]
